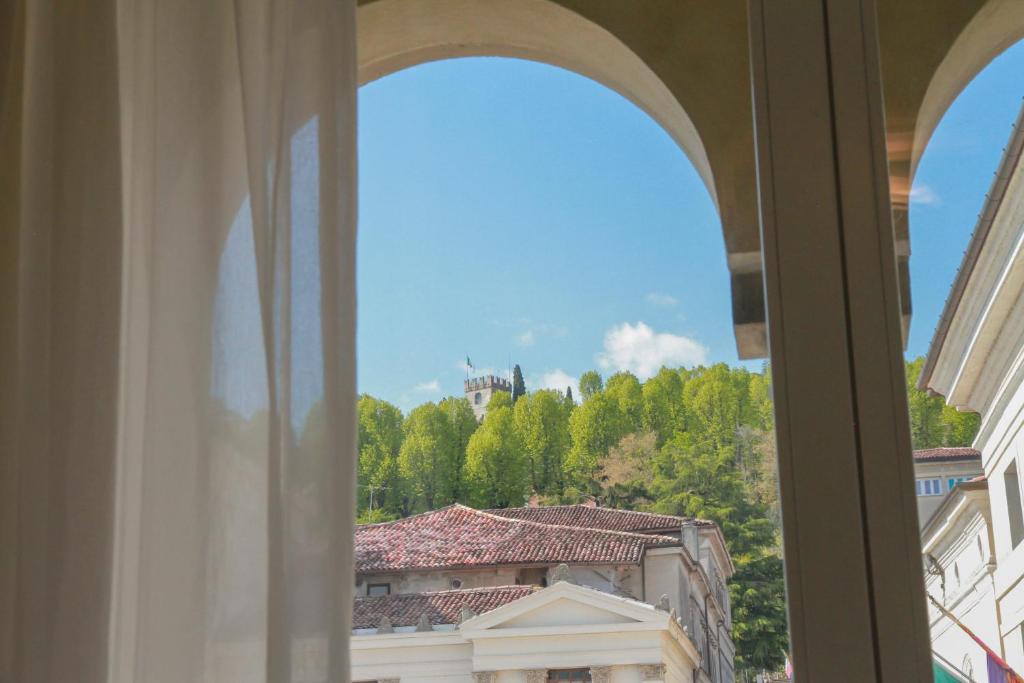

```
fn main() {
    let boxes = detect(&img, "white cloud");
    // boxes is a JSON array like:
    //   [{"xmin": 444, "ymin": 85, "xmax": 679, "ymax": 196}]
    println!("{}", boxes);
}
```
[
  {"xmin": 527, "ymin": 369, "xmax": 579, "ymax": 401},
  {"xmin": 516, "ymin": 331, "xmax": 536, "ymax": 347},
  {"xmin": 596, "ymin": 322, "xmax": 707, "ymax": 379},
  {"xmin": 644, "ymin": 292, "xmax": 678, "ymax": 307},
  {"xmin": 909, "ymin": 184, "xmax": 940, "ymax": 206},
  {"xmin": 413, "ymin": 379, "xmax": 441, "ymax": 394}
]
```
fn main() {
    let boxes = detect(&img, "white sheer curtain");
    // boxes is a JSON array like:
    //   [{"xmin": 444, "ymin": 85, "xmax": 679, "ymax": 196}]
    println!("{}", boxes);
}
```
[{"xmin": 1, "ymin": 1, "xmax": 357, "ymax": 682}]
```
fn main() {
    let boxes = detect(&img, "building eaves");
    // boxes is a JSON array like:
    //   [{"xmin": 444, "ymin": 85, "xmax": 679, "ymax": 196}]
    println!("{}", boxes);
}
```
[{"xmin": 919, "ymin": 99, "xmax": 1024, "ymax": 393}]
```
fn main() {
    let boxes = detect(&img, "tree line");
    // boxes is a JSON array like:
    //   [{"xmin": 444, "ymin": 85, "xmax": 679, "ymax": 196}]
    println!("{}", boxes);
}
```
[{"xmin": 356, "ymin": 358, "xmax": 978, "ymax": 674}]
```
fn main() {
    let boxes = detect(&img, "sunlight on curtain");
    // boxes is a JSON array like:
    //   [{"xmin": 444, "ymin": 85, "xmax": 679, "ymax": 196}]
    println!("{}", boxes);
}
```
[{"xmin": 1, "ymin": 1, "xmax": 357, "ymax": 682}]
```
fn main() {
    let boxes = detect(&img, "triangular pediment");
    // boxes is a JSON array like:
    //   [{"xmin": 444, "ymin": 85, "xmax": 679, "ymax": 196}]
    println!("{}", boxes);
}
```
[{"xmin": 460, "ymin": 581, "xmax": 665, "ymax": 632}]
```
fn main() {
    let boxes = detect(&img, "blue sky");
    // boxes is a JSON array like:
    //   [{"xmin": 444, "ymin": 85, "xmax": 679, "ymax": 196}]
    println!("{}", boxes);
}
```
[{"xmin": 358, "ymin": 48, "xmax": 1024, "ymax": 411}]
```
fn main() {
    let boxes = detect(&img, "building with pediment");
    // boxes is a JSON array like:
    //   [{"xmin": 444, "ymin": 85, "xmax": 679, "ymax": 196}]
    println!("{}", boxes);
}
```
[{"xmin": 351, "ymin": 504, "xmax": 735, "ymax": 683}]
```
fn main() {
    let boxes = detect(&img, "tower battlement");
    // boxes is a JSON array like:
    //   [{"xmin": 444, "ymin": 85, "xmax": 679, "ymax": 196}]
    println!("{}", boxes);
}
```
[{"xmin": 464, "ymin": 375, "xmax": 511, "ymax": 392}]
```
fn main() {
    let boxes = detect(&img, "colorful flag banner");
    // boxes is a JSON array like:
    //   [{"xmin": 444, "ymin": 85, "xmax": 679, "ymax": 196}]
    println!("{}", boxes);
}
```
[{"xmin": 928, "ymin": 593, "xmax": 1024, "ymax": 682}]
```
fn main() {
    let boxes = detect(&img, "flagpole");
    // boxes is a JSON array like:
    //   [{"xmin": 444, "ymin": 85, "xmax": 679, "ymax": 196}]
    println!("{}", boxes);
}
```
[{"xmin": 927, "ymin": 592, "xmax": 1022, "ymax": 680}]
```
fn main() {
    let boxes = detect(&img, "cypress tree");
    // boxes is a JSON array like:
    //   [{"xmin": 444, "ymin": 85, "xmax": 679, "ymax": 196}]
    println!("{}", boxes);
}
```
[{"xmin": 511, "ymin": 364, "xmax": 527, "ymax": 403}]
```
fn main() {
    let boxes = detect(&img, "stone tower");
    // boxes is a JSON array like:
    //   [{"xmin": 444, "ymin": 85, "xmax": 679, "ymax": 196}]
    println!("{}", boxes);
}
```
[{"xmin": 464, "ymin": 375, "xmax": 511, "ymax": 421}]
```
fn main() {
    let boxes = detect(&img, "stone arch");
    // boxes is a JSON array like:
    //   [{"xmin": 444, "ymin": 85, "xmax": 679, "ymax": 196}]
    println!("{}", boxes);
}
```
[
  {"xmin": 355, "ymin": 0, "xmax": 769, "ymax": 357},
  {"xmin": 910, "ymin": 0, "xmax": 1024, "ymax": 183},
  {"xmin": 357, "ymin": 0, "xmax": 717, "ymax": 208}
]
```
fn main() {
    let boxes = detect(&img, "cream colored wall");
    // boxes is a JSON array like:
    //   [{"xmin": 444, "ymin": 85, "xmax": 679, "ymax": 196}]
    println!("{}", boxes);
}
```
[
  {"xmin": 351, "ymin": 634, "xmax": 473, "ymax": 683},
  {"xmin": 352, "ymin": 628, "xmax": 692, "ymax": 682},
  {"xmin": 644, "ymin": 553, "xmax": 687, "ymax": 615},
  {"xmin": 915, "ymin": 460, "xmax": 984, "ymax": 527}
]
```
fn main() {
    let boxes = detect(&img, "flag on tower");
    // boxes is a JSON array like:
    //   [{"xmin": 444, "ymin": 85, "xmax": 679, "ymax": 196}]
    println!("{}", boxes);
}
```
[{"xmin": 466, "ymin": 356, "xmax": 473, "ymax": 371}]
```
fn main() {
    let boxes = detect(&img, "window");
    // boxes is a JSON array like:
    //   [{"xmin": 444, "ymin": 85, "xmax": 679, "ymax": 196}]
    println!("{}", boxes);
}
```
[
  {"xmin": 948, "ymin": 476, "xmax": 972, "ymax": 490},
  {"xmin": 548, "ymin": 670, "xmax": 591, "ymax": 682},
  {"xmin": 474, "ymin": 392, "xmax": 482, "ymax": 405},
  {"xmin": 367, "ymin": 583, "xmax": 391, "ymax": 597},
  {"xmin": 1005, "ymin": 462, "xmax": 1024, "ymax": 548},
  {"xmin": 450, "ymin": 578, "xmax": 463, "ymax": 589},
  {"xmin": 916, "ymin": 478, "xmax": 944, "ymax": 496}
]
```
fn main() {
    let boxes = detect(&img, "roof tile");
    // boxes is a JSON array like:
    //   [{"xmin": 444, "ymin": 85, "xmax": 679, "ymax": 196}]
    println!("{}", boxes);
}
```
[
  {"xmin": 355, "ymin": 504, "xmax": 677, "ymax": 573},
  {"xmin": 353, "ymin": 585, "xmax": 535, "ymax": 629},
  {"xmin": 913, "ymin": 447, "xmax": 981, "ymax": 462}
]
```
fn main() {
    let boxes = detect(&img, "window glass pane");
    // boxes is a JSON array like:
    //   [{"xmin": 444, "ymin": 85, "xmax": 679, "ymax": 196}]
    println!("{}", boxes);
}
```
[{"xmin": 880, "ymin": 13, "xmax": 1024, "ymax": 676}]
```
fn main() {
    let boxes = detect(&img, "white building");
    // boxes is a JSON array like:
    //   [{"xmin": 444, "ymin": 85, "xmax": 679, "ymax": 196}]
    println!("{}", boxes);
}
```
[
  {"xmin": 920, "ymin": 477, "xmax": 998, "ymax": 680},
  {"xmin": 351, "ymin": 504, "xmax": 735, "ymax": 683},
  {"xmin": 919, "ymin": 102, "xmax": 1024, "ymax": 670}
]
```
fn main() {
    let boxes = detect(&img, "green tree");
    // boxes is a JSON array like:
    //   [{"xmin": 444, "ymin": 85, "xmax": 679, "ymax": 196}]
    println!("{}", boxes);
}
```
[
  {"xmin": 565, "ymin": 386, "xmax": 574, "ymax": 405},
  {"xmin": 463, "ymin": 405, "xmax": 528, "ymax": 507},
  {"xmin": 357, "ymin": 395, "xmax": 404, "ymax": 515},
  {"xmin": 513, "ymin": 389, "xmax": 571, "ymax": 493},
  {"xmin": 512, "ymin": 364, "xmax": 527, "ymax": 403},
  {"xmin": 441, "ymin": 396, "xmax": 478, "ymax": 498},
  {"xmin": 641, "ymin": 367, "xmax": 686, "ymax": 444},
  {"xmin": 730, "ymin": 554, "xmax": 789, "ymax": 672},
  {"xmin": 565, "ymin": 391, "xmax": 626, "ymax": 485},
  {"xmin": 487, "ymin": 390, "xmax": 512, "ymax": 412},
  {"xmin": 651, "ymin": 429, "xmax": 783, "ymax": 672},
  {"xmin": 905, "ymin": 356, "xmax": 980, "ymax": 449},
  {"xmin": 579, "ymin": 370, "xmax": 603, "ymax": 401},
  {"xmin": 605, "ymin": 371, "xmax": 644, "ymax": 433},
  {"xmin": 397, "ymin": 403, "xmax": 457, "ymax": 513},
  {"xmin": 681, "ymin": 364, "xmax": 745, "ymax": 452}
]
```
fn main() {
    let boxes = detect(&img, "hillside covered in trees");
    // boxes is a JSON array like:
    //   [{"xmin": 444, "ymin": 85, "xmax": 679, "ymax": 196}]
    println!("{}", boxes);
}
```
[{"xmin": 356, "ymin": 358, "xmax": 978, "ymax": 675}]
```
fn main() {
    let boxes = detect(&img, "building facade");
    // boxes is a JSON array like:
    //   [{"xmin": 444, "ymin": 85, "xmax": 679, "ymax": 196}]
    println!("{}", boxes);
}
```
[
  {"xmin": 913, "ymin": 448, "xmax": 984, "ymax": 528},
  {"xmin": 351, "ymin": 504, "xmax": 736, "ymax": 683},
  {"xmin": 920, "ymin": 102, "xmax": 1024, "ymax": 671},
  {"xmin": 920, "ymin": 478, "xmax": 998, "ymax": 680}
]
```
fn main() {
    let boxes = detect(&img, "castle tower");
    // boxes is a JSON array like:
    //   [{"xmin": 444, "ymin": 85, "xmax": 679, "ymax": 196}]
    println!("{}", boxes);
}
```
[{"xmin": 464, "ymin": 375, "xmax": 511, "ymax": 421}]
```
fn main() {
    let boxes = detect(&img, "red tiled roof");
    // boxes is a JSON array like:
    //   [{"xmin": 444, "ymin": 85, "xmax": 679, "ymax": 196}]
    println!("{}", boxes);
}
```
[
  {"xmin": 355, "ymin": 504, "xmax": 678, "ymax": 573},
  {"xmin": 353, "ymin": 585, "xmax": 535, "ymax": 629},
  {"xmin": 486, "ymin": 504, "xmax": 714, "ymax": 532},
  {"xmin": 913, "ymin": 447, "xmax": 981, "ymax": 462}
]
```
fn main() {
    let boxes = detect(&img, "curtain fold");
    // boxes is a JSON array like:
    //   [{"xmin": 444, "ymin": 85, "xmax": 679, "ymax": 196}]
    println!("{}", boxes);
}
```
[{"xmin": 1, "ymin": 1, "xmax": 357, "ymax": 681}]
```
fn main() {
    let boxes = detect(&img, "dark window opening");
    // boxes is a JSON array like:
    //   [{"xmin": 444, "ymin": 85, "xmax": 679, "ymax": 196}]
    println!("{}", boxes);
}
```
[
  {"xmin": 1005, "ymin": 462, "xmax": 1024, "ymax": 548},
  {"xmin": 367, "ymin": 583, "xmax": 391, "ymax": 597}
]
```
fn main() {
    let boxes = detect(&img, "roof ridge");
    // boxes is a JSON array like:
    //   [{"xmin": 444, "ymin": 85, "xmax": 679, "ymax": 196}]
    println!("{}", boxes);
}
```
[
  {"xmin": 355, "ymin": 503, "xmax": 467, "ymax": 529},
  {"xmin": 488, "ymin": 504, "xmax": 686, "ymax": 518},
  {"xmin": 471, "ymin": 506, "xmax": 679, "ymax": 545},
  {"xmin": 487, "ymin": 504, "xmax": 715, "ymax": 527}
]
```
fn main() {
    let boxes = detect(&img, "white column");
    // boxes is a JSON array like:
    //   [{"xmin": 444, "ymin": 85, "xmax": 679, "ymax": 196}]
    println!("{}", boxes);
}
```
[{"xmin": 748, "ymin": 0, "xmax": 931, "ymax": 679}]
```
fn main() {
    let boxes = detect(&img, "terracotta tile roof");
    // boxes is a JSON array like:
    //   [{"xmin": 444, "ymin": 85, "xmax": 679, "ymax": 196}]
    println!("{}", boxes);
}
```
[
  {"xmin": 486, "ymin": 504, "xmax": 714, "ymax": 532},
  {"xmin": 353, "ymin": 585, "xmax": 535, "ymax": 629},
  {"xmin": 355, "ymin": 504, "xmax": 678, "ymax": 573},
  {"xmin": 913, "ymin": 447, "xmax": 981, "ymax": 462}
]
